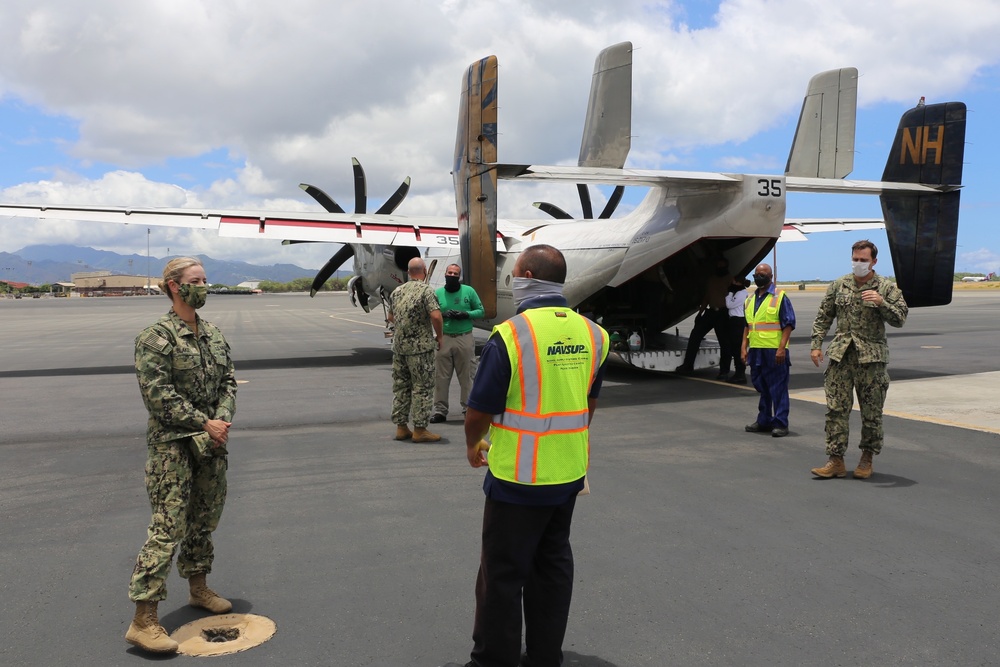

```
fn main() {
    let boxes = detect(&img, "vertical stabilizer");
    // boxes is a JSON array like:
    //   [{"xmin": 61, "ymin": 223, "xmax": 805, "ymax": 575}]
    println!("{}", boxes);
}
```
[
  {"xmin": 453, "ymin": 56, "xmax": 499, "ymax": 318},
  {"xmin": 880, "ymin": 101, "xmax": 966, "ymax": 307},
  {"xmin": 578, "ymin": 41, "xmax": 632, "ymax": 169},
  {"xmin": 785, "ymin": 68, "xmax": 858, "ymax": 179}
]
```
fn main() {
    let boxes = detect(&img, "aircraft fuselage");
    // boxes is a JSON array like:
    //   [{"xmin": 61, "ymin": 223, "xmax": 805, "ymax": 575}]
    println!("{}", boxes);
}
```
[{"xmin": 359, "ymin": 175, "xmax": 785, "ymax": 349}]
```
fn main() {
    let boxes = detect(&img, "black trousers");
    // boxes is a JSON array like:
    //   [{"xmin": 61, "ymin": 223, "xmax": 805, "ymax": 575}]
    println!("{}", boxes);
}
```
[
  {"xmin": 682, "ymin": 308, "xmax": 727, "ymax": 367},
  {"xmin": 471, "ymin": 495, "xmax": 578, "ymax": 667},
  {"xmin": 719, "ymin": 315, "xmax": 747, "ymax": 376}
]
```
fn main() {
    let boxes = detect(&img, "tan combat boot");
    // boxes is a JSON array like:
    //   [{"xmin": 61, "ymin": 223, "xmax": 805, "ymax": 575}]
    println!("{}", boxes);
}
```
[
  {"xmin": 188, "ymin": 573, "xmax": 233, "ymax": 613},
  {"xmin": 125, "ymin": 601, "xmax": 178, "ymax": 654},
  {"xmin": 854, "ymin": 451, "xmax": 874, "ymax": 479},
  {"xmin": 394, "ymin": 424, "xmax": 413, "ymax": 441},
  {"xmin": 811, "ymin": 455, "xmax": 847, "ymax": 479},
  {"xmin": 411, "ymin": 427, "xmax": 442, "ymax": 443}
]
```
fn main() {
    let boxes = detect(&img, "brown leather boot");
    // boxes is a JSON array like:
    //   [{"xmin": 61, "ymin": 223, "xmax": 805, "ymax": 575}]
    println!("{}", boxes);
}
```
[
  {"xmin": 394, "ymin": 424, "xmax": 413, "ymax": 441},
  {"xmin": 811, "ymin": 455, "xmax": 847, "ymax": 478},
  {"xmin": 188, "ymin": 573, "xmax": 232, "ymax": 613},
  {"xmin": 125, "ymin": 601, "xmax": 178, "ymax": 653},
  {"xmin": 411, "ymin": 427, "xmax": 441, "ymax": 443},
  {"xmin": 854, "ymin": 450, "xmax": 874, "ymax": 479}
]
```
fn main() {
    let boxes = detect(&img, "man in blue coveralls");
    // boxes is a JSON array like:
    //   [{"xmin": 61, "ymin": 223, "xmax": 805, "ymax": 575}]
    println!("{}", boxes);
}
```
[{"xmin": 740, "ymin": 262, "xmax": 796, "ymax": 438}]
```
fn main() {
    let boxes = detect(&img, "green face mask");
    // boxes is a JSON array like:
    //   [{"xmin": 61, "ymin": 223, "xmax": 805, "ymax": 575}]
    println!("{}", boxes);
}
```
[{"xmin": 178, "ymin": 283, "xmax": 208, "ymax": 309}]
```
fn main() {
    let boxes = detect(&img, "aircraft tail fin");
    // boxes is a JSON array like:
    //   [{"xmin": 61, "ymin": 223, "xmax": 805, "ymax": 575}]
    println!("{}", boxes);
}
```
[
  {"xmin": 453, "ymin": 55, "xmax": 499, "ymax": 318},
  {"xmin": 879, "ymin": 101, "xmax": 966, "ymax": 307},
  {"xmin": 578, "ymin": 41, "xmax": 632, "ymax": 169},
  {"xmin": 785, "ymin": 67, "xmax": 858, "ymax": 179}
]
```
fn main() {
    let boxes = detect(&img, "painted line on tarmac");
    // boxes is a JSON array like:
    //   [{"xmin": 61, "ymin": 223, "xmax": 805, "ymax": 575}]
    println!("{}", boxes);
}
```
[{"xmin": 328, "ymin": 313, "xmax": 388, "ymax": 328}]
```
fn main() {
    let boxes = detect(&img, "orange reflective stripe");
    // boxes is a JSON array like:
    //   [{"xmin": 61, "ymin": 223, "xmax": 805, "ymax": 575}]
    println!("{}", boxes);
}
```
[
  {"xmin": 504, "ymin": 314, "xmax": 547, "ymax": 482},
  {"xmin": 493, "ymin": 409, "xmax": 590, "ymax": 434},
  {"xmin": 518, "ymin": 432, "xmax": 538, "ymax": 483},
  {"xmin": 522, "ymin": 314, "xmax": 543, "ymax": 412},
  {"xmin": 506, "ymin": 321, "xmax": 527, "ymax": 412},
  {"xmin": 582, "ymin": 317, "xmax": 605, "ymax": 391}
]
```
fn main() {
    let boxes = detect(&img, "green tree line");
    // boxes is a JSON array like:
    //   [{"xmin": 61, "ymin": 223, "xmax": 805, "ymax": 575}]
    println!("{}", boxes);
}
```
[{"xmin": 256, "ymin": 276, "xmax": 350, "ymax": 293}]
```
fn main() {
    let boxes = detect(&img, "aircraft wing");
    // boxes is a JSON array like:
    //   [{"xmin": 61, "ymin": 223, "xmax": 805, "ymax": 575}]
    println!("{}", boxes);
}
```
[
  {"xmin": 779, "ymin": 218, "xmax": 885, "ymax": 242},
  {"xmin": 0, "ymin": 203, "xmax": 471, "ymax": 248}
]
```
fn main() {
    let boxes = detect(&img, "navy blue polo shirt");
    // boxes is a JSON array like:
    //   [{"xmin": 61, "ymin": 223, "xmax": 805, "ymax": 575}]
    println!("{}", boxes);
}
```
[{"xmin": 466, "ymin": 295, "xmax": 607, "ymax": 505}]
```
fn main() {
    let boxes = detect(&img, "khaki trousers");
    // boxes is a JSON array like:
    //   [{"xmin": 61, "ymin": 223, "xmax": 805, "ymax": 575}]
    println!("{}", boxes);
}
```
[{"xmin": 433, "ymin": 332, "xmax": 476, "ymax": 417}]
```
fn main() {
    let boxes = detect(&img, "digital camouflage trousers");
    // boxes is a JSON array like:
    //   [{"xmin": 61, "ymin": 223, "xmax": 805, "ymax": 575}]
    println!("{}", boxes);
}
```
[
  {"xmin": 129, "ymin": 438, "xmax": 227, "ymax": 602},
  {"xmin": 823, "ymin": 345, "xmax": 890, "ymax": 457},
  {"xmin": 391, "ymin": 350, "xmax": 435, "ymax": 428}
]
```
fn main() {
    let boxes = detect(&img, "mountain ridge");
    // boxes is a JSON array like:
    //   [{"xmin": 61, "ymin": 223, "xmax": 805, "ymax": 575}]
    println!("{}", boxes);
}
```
[{"xmin": 0, "ymin": 244, "xmax": 335, "ymax": 286}]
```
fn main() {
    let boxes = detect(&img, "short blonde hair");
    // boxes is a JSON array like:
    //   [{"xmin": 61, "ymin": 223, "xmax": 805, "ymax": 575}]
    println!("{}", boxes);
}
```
[{"xmin": 158, "ymin": 257, "xmax": 203, "ymax": 299}]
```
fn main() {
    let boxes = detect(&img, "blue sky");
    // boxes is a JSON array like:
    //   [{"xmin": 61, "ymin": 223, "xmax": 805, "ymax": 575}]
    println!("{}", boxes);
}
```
[{"xmin": 1, "ymin": 1, "xmax": 998, "ymax": 281}]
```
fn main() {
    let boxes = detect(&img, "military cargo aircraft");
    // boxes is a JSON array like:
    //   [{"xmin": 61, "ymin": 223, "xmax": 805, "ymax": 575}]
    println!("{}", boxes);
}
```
[{"xmin": 0, "ymin": 42, "xmax": 966, "ymax": 371}]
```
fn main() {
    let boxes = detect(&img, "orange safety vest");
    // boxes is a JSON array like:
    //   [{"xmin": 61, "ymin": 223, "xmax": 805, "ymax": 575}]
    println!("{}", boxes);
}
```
[{"xmin": 488, "ymin": 307, "xmax": 609, "ymax": 485}]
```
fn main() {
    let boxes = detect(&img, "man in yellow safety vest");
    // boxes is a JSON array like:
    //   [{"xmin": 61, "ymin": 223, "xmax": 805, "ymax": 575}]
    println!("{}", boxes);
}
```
[
  {"xmin": 741, "ymin": 262, "xmax": 796, "ymax": 438},
  {"xmin": 446, "ymin": 244, "xmax": 609, "ymax": 667}
]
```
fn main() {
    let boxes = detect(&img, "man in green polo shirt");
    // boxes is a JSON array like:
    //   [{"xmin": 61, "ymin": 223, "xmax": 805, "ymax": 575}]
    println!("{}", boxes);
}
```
[{"xmin": 430, "ymin": 263, "xmax": 484, "ymax": 423}]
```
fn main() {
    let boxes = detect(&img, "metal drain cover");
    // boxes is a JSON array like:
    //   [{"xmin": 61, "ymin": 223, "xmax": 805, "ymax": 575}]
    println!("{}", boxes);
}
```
[{"xmin": 171, "ymin": 613, "xmax": 277, "ymax": 656}]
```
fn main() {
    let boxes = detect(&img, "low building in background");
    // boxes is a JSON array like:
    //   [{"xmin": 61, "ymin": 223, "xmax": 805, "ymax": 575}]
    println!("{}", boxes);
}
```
[{"xmin": 71, "ymin": 270, "xmax": 159, "ymax": 296}]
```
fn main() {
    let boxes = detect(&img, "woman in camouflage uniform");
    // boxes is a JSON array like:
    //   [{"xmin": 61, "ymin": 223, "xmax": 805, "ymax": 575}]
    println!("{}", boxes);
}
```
[{"xmin": 125, "ymin": 257, "xmax": 238, "ymax": 654}]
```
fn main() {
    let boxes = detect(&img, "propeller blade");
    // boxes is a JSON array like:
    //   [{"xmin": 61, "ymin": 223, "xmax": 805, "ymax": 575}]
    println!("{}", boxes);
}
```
[
  {"xmin": 375, "ymin": 177, "xmax": 412, "ymax": 214},
  {"xmin": 577, "ymin": 183, "xmax": 594, "ymax": 219},
  {"xmin": 532, "ymin": 202, "xmax": 573, "ymax": 220},
  {"xmin": 598, "ymin": 185, "xmax": 625, "ymax": 219},
  {"xmin": 309, "ymin": 245, "xmax": 356, "ymax": 297},
  {"xmin": 299, "ymin": 183, "xmax": 345, "ymax": 213},
  {"xmin": 352, "ymin": 158, "xmax": 367, "ymax": 214}
]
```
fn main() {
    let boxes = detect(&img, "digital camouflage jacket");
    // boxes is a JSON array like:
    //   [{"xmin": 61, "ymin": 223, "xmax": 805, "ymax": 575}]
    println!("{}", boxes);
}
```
[
  {"xmin": 811, "ymin": 273, "xmax": 908, "ymax": 364},
  {"xmin": 389, "ymin": 281, "xmax": 440, "ymax": 356},
  {"xmin": 135, "ymin": 310, "xmax": 237, "ymax": 444}
]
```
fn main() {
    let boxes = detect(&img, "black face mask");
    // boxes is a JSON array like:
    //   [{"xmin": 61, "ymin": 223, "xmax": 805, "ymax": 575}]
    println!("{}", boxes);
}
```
[
  {"xmin": 715, "ymin": 267, "xmax": 729, "ymax": 277},
  {"xmin": 753, "ymin": 274, "xmax": 771, "ymax": 288},
  {"xmin": 444, "ymin": 275, "xmax": 461, "ymax": 292}
]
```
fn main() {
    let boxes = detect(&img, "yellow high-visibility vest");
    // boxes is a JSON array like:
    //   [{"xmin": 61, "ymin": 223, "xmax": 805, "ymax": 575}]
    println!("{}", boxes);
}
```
[
  {"xmin": 488, "ymin": 307, "xmax": 609, "ymax": 485},
  {"xmin": 745, "ymin": 290, "xmax": 786, "ymax": 348}
]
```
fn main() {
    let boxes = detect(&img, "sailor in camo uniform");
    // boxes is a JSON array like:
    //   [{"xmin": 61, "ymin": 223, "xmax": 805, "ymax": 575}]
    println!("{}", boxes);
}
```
[
  {"xmin": 125, "ymin": 257, "xmax": 238, "ymax": 655},
  {"xmin": 810, "ymin": 240, "xmax": 908, "ymax": 480},
  {"xmin": 388, "ymin": 257, "xmax": 444, "ymax": 443}
]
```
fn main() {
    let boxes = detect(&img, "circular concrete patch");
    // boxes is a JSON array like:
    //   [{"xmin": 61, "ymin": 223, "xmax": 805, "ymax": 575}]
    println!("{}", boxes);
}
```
[{"xmin": 171, "ymin": 613, "xmax": 277, "ymax": 657}]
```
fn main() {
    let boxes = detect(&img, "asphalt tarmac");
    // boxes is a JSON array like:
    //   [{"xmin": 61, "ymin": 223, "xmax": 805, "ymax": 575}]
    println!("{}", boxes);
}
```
[{"xmin": 2, "ymin": 290, "xmax": 999, "ymax": 666}]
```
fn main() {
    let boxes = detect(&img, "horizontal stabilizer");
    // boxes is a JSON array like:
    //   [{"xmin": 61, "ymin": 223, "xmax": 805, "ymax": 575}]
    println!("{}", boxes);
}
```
[
  {"xmin": 496, "ymin": 163, "xmax": 741, "ymax": 188},
  {"xmin": 780, "ymin": 218, "xmax": 884, "ymax": 242}
]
